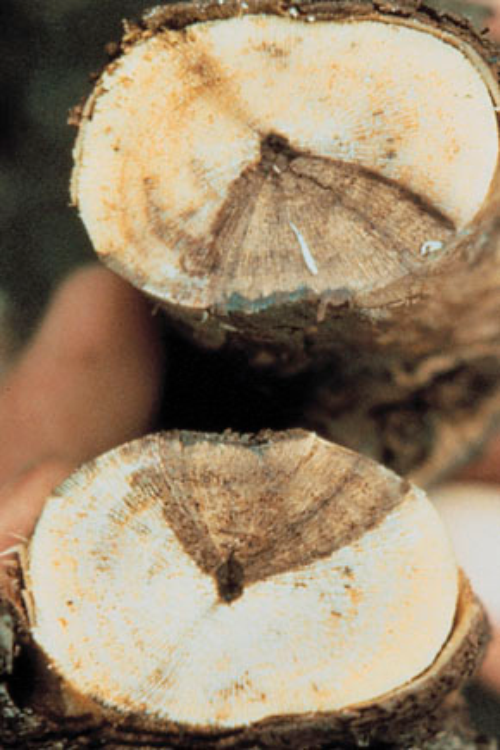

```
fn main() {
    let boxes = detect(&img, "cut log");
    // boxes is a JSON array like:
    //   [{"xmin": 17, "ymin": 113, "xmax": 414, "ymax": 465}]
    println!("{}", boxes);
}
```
[
  {"xmin": 0, "ymin": 430, "xmax": 491, "ymax": 747},
  {"xmin": 71, "ymin": 0, "xmax": 500, "ymax": 364}
]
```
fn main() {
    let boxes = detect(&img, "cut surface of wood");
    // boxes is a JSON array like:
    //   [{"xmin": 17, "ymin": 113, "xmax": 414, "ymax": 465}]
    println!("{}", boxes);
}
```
[
  {"xmin": 72, "ymin": 2, "xmax": 499, "ymax": 313},
  {"xmin": 14, "ymin": 430, "xmax": 487, "ymax": 746}
]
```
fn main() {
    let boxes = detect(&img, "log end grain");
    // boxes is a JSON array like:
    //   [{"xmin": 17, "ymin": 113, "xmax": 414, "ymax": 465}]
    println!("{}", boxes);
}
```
[{"xmin": 0, "ymin": 430, "xmax": 489, "ymax": 747}]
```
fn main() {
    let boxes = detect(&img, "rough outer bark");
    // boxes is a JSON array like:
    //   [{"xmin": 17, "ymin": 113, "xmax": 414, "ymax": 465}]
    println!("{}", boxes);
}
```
[
  {"xmin": 303, "ymin": 352, "xmax": 500, "ymax": 486},
  {"xmin": 0, "ymin": 431, "xmax": 492, "ymax": 748}
]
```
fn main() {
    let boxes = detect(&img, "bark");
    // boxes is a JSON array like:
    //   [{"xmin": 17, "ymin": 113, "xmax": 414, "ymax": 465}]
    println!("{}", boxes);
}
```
[{"xmin": 303, "ymin": 352, "xmax": 500, "ymax": 486}]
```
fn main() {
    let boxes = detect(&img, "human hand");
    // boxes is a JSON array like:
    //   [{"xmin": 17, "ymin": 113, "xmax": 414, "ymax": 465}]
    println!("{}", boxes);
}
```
[{"xmin": 0, "ymin": 265, "xmax": 164, "ymax": 554}]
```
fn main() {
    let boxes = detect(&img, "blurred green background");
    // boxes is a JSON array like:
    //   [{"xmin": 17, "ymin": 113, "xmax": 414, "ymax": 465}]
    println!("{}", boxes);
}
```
[{"xmin": 1, "ymin": 0, "xmax": 499, "ymax": 740}]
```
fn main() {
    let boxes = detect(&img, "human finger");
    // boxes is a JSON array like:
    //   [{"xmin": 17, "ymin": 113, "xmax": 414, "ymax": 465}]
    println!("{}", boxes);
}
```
[{"xmin": 0, "ymin": 264, "xmax": 164, "ymax": 485}]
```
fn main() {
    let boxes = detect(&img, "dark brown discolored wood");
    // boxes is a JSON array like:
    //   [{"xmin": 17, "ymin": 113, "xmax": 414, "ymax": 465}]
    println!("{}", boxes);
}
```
[
  {"xmin": 180, "ymin": 137, "xmax": 454, "ymax": 286},
  {"xmin": 215, "ymin": 552, "xmax": 245, "ymax": 603},
  {"xmin": 131, "ymin": 429, "xmax": 403, "ymax": 585}
]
